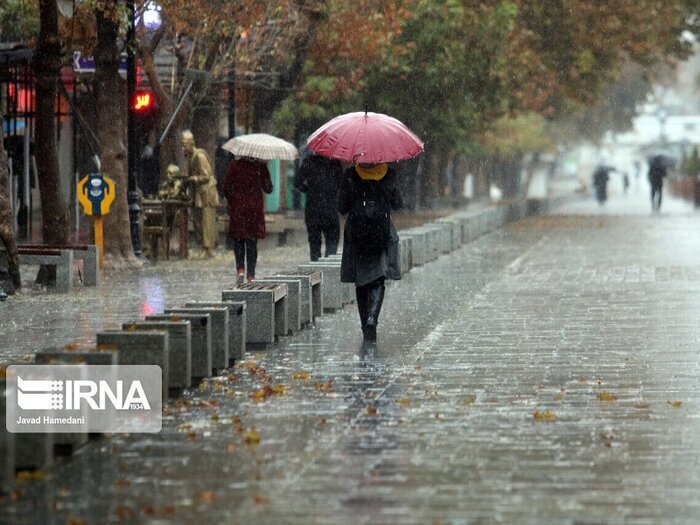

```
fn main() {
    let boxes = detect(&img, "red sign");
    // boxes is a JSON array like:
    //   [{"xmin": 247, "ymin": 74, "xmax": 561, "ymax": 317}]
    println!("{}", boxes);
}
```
[{"xmin": 133, "ymin": 91, "xmax": 154, "ymax": 111}]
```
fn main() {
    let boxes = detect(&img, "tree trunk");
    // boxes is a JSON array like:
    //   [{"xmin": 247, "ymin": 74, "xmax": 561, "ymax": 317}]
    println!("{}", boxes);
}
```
[
  {"xmin": 191, "ymin": 99, "xmax": 220, "ymax": 159},
  {"xmin": 0, "ymin": 127, "xmax": 21, "ymax": 292},
  {"xmin": 139, "ymin": 28, "xmax": 183, "ymax": 171},
  {"xmin": 35, "ymin": 0, "xmax": 70, "ymax": 246},
  {"xmin": 252, "ymin": 0, "xmax": 326, "ymax": 131},
  {"xmin": 95, "ymin": 2, "xmax": 137, "ymax": 266},
  {"xmin": 419, "ymin": 148, "xmax": 448, "ymax": 209}
]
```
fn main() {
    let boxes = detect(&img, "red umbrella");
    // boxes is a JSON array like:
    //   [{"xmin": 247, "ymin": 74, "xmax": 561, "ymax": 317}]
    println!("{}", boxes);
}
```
[{"xmin": 306, "ymin": 111, "xmax": 424, "ymax": 163}]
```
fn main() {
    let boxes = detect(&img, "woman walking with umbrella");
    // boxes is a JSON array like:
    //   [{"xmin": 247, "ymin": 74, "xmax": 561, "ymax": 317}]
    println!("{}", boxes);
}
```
[
  {"xmin": 307, "ymin": 111, "xmax": 423, "ymax": 342},
  {"xmin": 339, "ymin": 162, "xmax": 402, "ymax": 342},
  {"xmin": 221, "ymin": 134, "xmax": 298, "ymax": 283}
]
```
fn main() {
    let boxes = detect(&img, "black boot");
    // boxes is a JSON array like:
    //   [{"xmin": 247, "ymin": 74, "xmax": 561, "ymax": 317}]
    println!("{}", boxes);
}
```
[
  {"xmin": 364, "ymin": 279, "xmax": 385, "ymax": 342},
  {"xmin": 356, "ymin": 285, "xmax": 370, "ymax": 339}
]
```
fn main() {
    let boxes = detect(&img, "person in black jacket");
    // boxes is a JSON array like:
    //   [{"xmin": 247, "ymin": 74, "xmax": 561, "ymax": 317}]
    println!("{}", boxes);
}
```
[
  {"xmin": 295, "ymin": 154, "xmax": 343, "ymax": 261},
  {"xmin": 648, "ymin": 155, "xmax": 669, "ymax": 212},
  {"xmin": 339, "ymin": 163, "xmax": 402, "ymax": 343}
]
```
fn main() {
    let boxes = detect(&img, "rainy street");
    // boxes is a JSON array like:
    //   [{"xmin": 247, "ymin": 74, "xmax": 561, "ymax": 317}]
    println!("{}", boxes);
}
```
[{"xmin": 1, "ymin": 185, "xmax": 700, "ymax": 524}]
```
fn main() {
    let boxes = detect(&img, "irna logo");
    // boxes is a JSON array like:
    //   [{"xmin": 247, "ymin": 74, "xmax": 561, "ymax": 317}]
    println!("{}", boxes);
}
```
[{"xmin": 17, "ymin": 376, "xmax": 150, "ymax": 411}]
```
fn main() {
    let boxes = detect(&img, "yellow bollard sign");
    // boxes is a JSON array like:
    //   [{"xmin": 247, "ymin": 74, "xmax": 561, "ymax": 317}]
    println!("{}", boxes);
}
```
[
  {"xmin": 77, "ymin": 174, "xmax": 115, "ymax": 269},
  {"xmin": 77, "ymin": 174, "xmax": 115, "ymax": 216}
]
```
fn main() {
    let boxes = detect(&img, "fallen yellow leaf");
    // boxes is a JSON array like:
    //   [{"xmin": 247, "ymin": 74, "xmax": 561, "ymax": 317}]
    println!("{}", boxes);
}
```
[
  {"xmin": 244, "ymin": 429, "xmax": 260, "ymax": 445},
  {"xmin": 533, "ymin": 410, "xmax": 556, "ymax": 422},
  {"xmin": 463, "ymin": 396, "xmax": 476, "ymax": 406},
  {"xmin": 668, "ymin": 400, "xmax": 683, "ymax": 408},
  {"xmin": 195, "ymin": 491, "xmax": 217, "ymax": 504},
  {"xmin": 63, "ymin": 342, "xmax": 81, "ymax": 351},
  {"xmin": 597, "ymin": 392, "xmax": 618, "ymax": 402},
  {"xmin": 114, "ymin": 479, "xmax": 131, "ymax": 489},
  {"xmin": 292, "ymin": 371, "xmax": 311, "ymax": 381},
  {"xmin": 397, "ymin": 398, "xmax": 412, "ymax": 406},
  {"xmin": 634, "ymin": 403, "xmax": 651, "ymax": 409},
  {"xmin": 253, "ymin": 494, "xmax": 270, "ymax": 505},
  {"xmin": 313, "ymin": 380, "xmax": 333, "ymax": 392},
  {"xmin": 367, "ymin": 407, "xmax": 378, "ymax": 415},
  {"xmin": 225, "ymin": 443, "xmax": 237, "ymax": 454}
]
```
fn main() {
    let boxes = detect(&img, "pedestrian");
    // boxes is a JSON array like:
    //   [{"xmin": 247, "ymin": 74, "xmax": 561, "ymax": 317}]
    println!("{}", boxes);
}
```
[
  {"xmin": 648, "ymin": 155, "xmax": 669, "ymax": 212},
  {"xmin": 339, "ymin": 162, "xmax": 402, "ymax": 343},
  {"xmin": 592, "ymin": 165, "xmax": 612, "ymax": 205},
  {"xmin": 181, "ymin": 130, "xmax": 219, "ymax": 258},
  {"xmin": 295, "ymin": 153, "xmax": 343, "ymax": 261},
  {"xmin": 221, "ymin": 156, "xmax": 273, "ymax": 283},
  {"xmin": 623, "ymin": 173, "xmax": 630, "ymax": 195}
]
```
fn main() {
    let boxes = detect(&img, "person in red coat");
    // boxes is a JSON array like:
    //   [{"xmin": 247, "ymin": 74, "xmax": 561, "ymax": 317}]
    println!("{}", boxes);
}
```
[{"xmin": 221, "ymin": 157, "xmax": 273, "ymax": 282}]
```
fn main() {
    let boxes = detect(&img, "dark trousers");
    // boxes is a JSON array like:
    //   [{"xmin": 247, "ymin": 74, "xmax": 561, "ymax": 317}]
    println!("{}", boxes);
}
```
[
  {"xmin": 232, "ymin": 238, "xmax": 258, "ymax": 277},
  {"xmin": 306, "ymin": 213, "xmax": 340, "ymax": 261},
  {"xmin": 651, "ymin": 184, "xmax": 663, "ymax": 211}
]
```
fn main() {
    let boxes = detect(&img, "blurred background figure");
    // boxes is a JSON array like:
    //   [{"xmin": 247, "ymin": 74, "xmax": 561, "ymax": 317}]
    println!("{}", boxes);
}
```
[
  {"xmin": 647, "ymin": 154, "xmax": 673, "ymax": 213},
  {"xmin": 592, "ymin": 164, "xmax": 615, "ymax": 205},
  {"xmin": 295, "ymin": 153, "xmax": 343, "ymax": 261}
]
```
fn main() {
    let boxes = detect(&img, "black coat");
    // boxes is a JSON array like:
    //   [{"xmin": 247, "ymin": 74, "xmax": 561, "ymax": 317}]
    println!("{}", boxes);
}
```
[
  {"xmin": 295, "ymin": 155, "xmax": 343, "ymax": 221},
  {"xmin": 648, "ymin": 158, "xmax": 667, "ymax": 188},
  {"xmin": 338, "ymin": 167, "xmax": 402, "ymax": 286}
]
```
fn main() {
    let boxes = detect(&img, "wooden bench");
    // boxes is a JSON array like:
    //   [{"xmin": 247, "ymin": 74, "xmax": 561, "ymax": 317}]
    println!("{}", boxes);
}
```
[
  {"xmin": 185, "ymin": 301, "xmax": 246, "ymax": 366},
  {"xmin": 19, "ymin": 244, "xmax": 99, "ymax": 286},
  {"xmin": 299, "ymin": 262, "xmax": 344, "ymax": 311},
  {"xmin": 95, "ymin": 330, "xmax": 170, "ymax": 400},
  {"xmin": 168, "ymin": 306, "xmax": 229, "ymax": 374},
  {"xmin": 253, "ymin": 278, "xmax": 303, "ymax": 333},
  {"xmin": 222, "ymin": 283, "xmax": 288, "ymax": 347},
  {"xmin": 16, "ymin": 248, "xmax": 74, "ymax": 293},
  {"xmin": 274, "ymin": 269, "xmax": 323, "ymax": 324},
  {"xmin": 146, "ymin": 313, "xmax": 211, "ymax": 381}
]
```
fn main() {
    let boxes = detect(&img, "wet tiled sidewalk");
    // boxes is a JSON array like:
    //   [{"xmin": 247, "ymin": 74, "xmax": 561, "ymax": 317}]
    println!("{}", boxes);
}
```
[{"xmin": 2, "ymin": 189, "xmax": 700, "ymax": 524}]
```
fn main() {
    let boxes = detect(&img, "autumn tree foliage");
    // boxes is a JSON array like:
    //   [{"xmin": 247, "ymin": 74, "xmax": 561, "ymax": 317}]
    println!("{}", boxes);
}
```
[{"xmin": 277, "ymin": 0, "xmax": 700, "ymax": 206}]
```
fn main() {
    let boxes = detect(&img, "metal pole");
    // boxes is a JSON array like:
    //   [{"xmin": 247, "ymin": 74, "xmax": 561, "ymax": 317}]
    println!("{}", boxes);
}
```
[
  {"xmin": 126, "ymin": 0, "xmax": 143, "ymax": 258},
  {"xmin": 158, "ymin": 80, "xmax": 193, "ymax": 145},
  {"xmin": 23, "ymin": 127, "xmax": 30, "ymax": 239}
]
